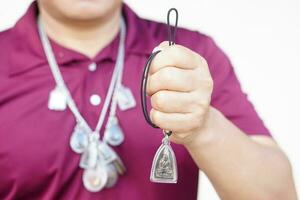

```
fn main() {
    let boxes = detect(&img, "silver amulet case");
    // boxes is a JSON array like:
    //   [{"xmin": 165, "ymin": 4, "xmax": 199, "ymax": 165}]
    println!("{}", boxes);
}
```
[{"xmin": 150, "ymin": 131, "xmax": 177, "ymax": 183}]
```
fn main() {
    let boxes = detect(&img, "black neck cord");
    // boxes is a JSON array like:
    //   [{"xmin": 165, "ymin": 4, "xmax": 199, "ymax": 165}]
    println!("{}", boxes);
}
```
[
  {"xmin": 141, "ymin": 8, "xmax": 178, "ymax": 135},
  {"xmin": 167, "ymin": 8, "xmax": 178, "ymax": 46}
]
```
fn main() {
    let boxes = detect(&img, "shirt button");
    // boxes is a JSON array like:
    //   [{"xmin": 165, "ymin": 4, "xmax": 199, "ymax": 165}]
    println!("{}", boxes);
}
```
[
  {"xmin": 90, "ymin": 94, "xmax": 101, "ymax": 106},
  {"xmin": 88, "ymin": 63, "xmax": 97, "ymax": 72}
]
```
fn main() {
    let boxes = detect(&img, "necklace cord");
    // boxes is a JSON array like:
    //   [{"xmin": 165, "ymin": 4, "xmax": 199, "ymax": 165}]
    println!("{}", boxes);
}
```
[
  {"xmin": 167, "ymin": 8, "xmax": 178, "ymax": 46},
  {"xmin": 38, "ymin": 16, "xmax": 126, "ymax": 137},
  {"xmin": 141, "ymin": 8, "xmax": 178, "ymax": 132}
]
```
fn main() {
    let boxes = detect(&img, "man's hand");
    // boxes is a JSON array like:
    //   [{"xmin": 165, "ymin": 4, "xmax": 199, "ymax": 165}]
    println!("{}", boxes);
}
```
[
  {"xmin": 147, "ymin": 41, "xmax": 297, "ymax": 199},
  {"xmin": 147, "ymin": 41, "xmax": 213, "ymax": 145}
]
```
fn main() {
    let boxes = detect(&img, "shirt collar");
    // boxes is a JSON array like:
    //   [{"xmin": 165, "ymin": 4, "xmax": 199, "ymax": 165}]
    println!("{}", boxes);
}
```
[{"xmin": 9, "ymin": 2, "xmax": 155, "ymax": 76}]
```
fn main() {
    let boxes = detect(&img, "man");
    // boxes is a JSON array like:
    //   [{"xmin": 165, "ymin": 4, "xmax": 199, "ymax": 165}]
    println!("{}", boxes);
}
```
[{"xmin": 0, "ymin": 0, "xmax": 297, "ymax": 199}]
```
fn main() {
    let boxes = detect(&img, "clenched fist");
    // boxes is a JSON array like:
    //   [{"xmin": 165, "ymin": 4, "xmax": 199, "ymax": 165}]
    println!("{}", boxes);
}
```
[{"xmin": 147, "ymin": 41, "xmax": 214, "ymax": 145}]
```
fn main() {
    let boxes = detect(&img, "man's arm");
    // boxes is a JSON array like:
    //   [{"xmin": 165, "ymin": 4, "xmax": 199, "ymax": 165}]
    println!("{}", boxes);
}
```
[
  {"xmin": 186, "ymin": 107, "xmax": 297, "ymax": 200},
  {"xmin": 147, "ymin": 41, "xmax": 297, "ymax": 199}
]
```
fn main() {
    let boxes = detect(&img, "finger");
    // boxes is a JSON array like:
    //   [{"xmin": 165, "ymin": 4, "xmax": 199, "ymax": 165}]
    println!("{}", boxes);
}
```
[
  {"xmin": 149, "ymin": 44, "xmax": 204, "ymax": 75},
  {"xmin": 152, "ymin": 41, "xmax": 169, "ymax": 52},
  {"xmin": 150, "ymin": 109, "xmax": 203, "ymax": 132},
  {"xmin": 147, "ymin": 66, "xmax": 200, "ymax": 95},
  {"xmin": 150, "ymin": 90, "xmax": 201, "ymax": 113}
]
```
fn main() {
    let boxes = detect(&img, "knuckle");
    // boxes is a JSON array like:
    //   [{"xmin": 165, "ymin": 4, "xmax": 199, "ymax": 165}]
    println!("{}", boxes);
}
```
[
  {"xmin": 197, "ymin": 98, "xmax": 210, "ymax": 109},
  {"xmin": 203, "ymin": 99, "xmax": 211, "ymax": 109},
  {"xmin": 202, "ymin": 77, "xmax": 214, "ymax": 90},
  {"xmin": 207, "ymin": 77, "xmax": 214, "ymax": 89},
  {"xmin": 198, "ymin": 107, "xmax": 206, "ymax": 118},
  {"xmin": 193, "ymin": 53, "xmax": 202, "ymax": 65},
  {"xmin": 193, "ymin": 91, "xmax": 210, "ymax": 108},
  {"xmin": 199, "ymin": 55, "xmax": 208, "ymax": 66}
]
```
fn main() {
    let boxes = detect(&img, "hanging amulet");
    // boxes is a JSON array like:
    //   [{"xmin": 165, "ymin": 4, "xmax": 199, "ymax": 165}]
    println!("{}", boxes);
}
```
[
  {"xmin": 98, "ymin": 142, "xmax": 126, "ymax": 175},
  {"xmin": 150, "ymin": 131, "xmax": 177, "ymax": 183},
  {"xmin": 82, "ymin": 163, "xmax": 108, "ymax": 192},
  {"xmin": 80, "ymin": 133, "xmax": 100, "ymax": 169},
  {"xmin": 103, "ymin": 116, "xmax": 125, "ymax": 146},
  {"xmin": 70, "ymin": 123, "xmax": 89, "ymax": 154}
]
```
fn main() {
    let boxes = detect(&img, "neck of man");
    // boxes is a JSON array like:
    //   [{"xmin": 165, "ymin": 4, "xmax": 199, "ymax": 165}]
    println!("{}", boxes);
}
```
[{"xmin": 39, "ymin": 6, "xmax": 121, "ymax": 59}]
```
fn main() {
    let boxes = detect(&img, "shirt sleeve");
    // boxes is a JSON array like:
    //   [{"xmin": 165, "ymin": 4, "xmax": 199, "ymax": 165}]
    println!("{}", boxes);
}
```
[{"xmin": 199, "ymin": 35, "xmax": 271, "ymax": 137}]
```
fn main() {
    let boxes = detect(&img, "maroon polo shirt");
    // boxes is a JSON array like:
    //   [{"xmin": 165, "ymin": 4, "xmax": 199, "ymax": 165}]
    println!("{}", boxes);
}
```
[{"xmin": 0, "ymin": 2, "xmax": 270, "ymax": 200}]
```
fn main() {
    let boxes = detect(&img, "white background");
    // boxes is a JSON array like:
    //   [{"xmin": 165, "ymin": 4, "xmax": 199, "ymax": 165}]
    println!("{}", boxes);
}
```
[{"xmin": 0, "ymin": 0, "xmax": 299, "ymax": 199}]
